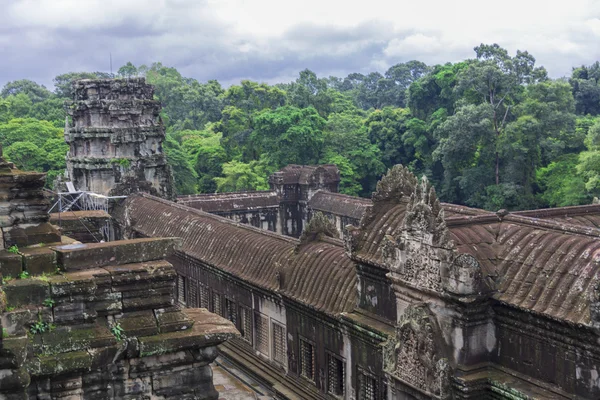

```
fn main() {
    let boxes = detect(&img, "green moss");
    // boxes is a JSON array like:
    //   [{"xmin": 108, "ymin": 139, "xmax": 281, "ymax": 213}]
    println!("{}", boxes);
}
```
[{"xmin": 110, "ymin": 158, "xmax": 131, "ymax": 168}]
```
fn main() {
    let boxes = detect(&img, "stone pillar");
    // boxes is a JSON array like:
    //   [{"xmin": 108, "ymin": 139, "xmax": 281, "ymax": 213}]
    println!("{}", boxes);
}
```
[{"xmin": 63, "ymin": 78, "xmax": 175, "ymax": 199}]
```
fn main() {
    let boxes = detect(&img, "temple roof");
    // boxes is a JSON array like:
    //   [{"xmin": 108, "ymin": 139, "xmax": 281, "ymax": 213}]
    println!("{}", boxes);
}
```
[
  {"xmin": 177, "ymin": 191, "xmax": 279, "ymax": 213},
  {"xmin": 116, "ymin": 194, "xmax": 356, "ymax": 316},
  {"xmin": 269, "ymin": 164, "xmax": 340, "ymax": 185},
  {"xmin": 352, "ymin": 197, "xmax": 600, "ymax": 326},
  {"xmin": 308, "ymin": 190, "xmax": 371, "ymax": 220}
]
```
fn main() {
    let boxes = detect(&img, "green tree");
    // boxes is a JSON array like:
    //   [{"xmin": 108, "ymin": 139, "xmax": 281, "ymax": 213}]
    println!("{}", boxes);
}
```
[
  {"xmin": 456, "ymin": 43, "xmax": 547, "ymax": 185},
  {"xmin": 163, "ymin": 135, "xmax": 198, "ymax": 194},
  {"xmin": 283, "ymin": 70, "xmax": 334, "ymax": 116},
  {"xmin": 570, "ymin": 62, "xmax": 600, "ymax": 115},
  {"xmin": 0, "ymin": 118, "xmax": 63, "ymax": 148},
  {"xmin": 251, "ymin": 106, "xmax": 325, "ymax": 167},
  {"xmin": 5, "ymin": 142, "xmax": 47, "ymax": 171},
  {"xmin": 117, "ymin": 62, "xmax": 138, "ymax": 78},
  {"xmin": 214, "ymin": 160, "xmax": 271, "ymax": 192},
  {"xmin": 1, "ymin": 79, "xmax": 52, "ymax": 103},
  {"xmin": 537, "ymin": 154, "xmax": 590, "ymax": 206},
  {"xmin": 577, "ymin": 119, "xmax": 600, "ymax": 196}
]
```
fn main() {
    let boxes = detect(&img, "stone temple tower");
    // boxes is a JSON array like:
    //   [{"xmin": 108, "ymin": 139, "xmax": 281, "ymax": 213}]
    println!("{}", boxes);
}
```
[{"xmin": 63, "ymin": 78, "xmax": 175, "ymax": 199}]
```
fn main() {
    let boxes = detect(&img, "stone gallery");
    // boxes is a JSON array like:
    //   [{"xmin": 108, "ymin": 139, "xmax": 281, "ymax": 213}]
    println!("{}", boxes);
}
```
[{"xmin": 2, "ymin": 78, "xmax": 600, "ymax": 399}]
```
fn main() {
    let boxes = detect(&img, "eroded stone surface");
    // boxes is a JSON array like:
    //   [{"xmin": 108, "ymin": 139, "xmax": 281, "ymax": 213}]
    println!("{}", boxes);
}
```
[{"xmin": 61, "ymin": 78, "xmax": 175, "ymax": 200}]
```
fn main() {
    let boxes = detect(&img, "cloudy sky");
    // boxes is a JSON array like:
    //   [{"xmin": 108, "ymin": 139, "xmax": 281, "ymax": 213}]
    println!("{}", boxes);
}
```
[{"xmin": 1, "ymin": 0, "xmax": 600, "ymax": 90}]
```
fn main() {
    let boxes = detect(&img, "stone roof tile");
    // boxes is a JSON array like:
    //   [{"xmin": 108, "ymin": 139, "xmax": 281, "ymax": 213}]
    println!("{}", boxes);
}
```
[{"xmin": 116, "ymin": 194, "xmax": 356, "ymax": 316}]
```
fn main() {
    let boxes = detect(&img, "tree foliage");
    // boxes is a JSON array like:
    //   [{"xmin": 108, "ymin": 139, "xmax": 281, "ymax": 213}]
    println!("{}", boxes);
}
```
[{"xmin": 1, "ymin": 50, "xmax": 599, "ymax": 209}]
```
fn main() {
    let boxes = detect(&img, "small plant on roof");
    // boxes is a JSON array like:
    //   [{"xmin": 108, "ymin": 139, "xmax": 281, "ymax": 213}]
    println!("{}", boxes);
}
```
[
  {"xmin": 2, "ymin": 275, "xmax": 13, "ymax": 284},
  {"xmin": 29, "ymin": 315, "xmax": 51, "ymax": 335},
  {"xmin": 7, "ymin": 245, "xmax": 19, "ymax": 254},
  {"xmin": 18, "ymin": 271, "xmax": 30, "ymax": 279},
  {"xmin": 43, "ymin": 298, "xmax": 55, "ymax": 307},
  {"xmin": 110, "ymin": 322, "xmax": 125, "ymax": 341}
]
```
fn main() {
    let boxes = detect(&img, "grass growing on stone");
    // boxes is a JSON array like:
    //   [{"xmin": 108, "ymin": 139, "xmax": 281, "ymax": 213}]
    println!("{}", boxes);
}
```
[
  {"xmin": 110, "ymin": 322, "xmax": 125, "ymax": 341},
  {"xmin": 7, "ymin": 245, "xmax": 19, "ymax": 254}
]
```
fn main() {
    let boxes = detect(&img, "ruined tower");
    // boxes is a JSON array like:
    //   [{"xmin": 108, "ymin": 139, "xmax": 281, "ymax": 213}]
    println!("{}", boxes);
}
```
[{"xmin": 63, "ymin": 78, "xmax": 175, "ymax": 199}]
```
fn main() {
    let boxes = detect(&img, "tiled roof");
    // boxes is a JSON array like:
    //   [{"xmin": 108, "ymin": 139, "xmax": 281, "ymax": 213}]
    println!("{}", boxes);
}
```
[
  {"xmin": 270, "ymin": 164, "xmax": 340, "ymax": 185},
  {"xmin": 309, "ymin": 190, "xmax": 371, "ymax": 220},
  {"xmin": 115, "ymin": 194, "xmax": 356, "ymax": 315},
  {"xmin": 177, "ymin": 191, "xmax": 278, "ymax": 213},
  {"xmin": 352, "ymin": 201, "xmax": 600, "ymax": 325}
]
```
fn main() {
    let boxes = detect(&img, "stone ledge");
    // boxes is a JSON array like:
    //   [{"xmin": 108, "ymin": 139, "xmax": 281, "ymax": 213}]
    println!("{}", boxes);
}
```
[
  {"xmin": 52, "ymin": 238, "xmax": 182, "ymax": 271},
  {"xmin": 138, "ymin": 309, "xmax": 239, "ymax": 357}
]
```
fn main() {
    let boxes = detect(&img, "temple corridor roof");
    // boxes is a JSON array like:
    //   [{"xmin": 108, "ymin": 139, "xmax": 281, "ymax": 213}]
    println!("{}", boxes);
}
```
[{"xmin": 115, "ymin": 193, "xmax": 356, "ymax": 316}]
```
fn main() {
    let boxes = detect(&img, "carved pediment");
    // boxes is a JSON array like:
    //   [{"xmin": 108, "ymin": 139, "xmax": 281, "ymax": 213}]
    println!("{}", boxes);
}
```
[
  {"xmin": 299, "ymin": 212, "xmax": 339, "ymax": 245},
  {"xmin": 383, "ymin": 303, "xmax": 452, "ymax": 399},
  {"xmin": 372, "ymin": 165, "xmax": 418, "ymax": 204},
  {"xmin": 401, "ymin": 176, "xmax": 452, "ymax": 249}
]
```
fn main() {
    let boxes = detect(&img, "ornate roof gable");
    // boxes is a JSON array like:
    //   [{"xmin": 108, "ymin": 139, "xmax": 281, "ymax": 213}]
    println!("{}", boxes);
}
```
[
  {"xmin": 298, "ymin": 212, "xmax": 339, "ymax": 248},
  {"xmin": 383, "ymin": 303, "xmax": 452, "ymax": 399}
]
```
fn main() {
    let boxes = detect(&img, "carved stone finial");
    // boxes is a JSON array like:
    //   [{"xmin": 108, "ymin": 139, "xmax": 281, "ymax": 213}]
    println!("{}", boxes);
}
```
[
  {"xmin": 372, "ymin": 165, "xmax": 418, "ymax": 204},
  {"xmin": 401, "ymin": 175, "xmax": 452, "ymax": 249},
  {"xmin": 299, "ymin": 212, "xmax": 339, "ymax": 245}
]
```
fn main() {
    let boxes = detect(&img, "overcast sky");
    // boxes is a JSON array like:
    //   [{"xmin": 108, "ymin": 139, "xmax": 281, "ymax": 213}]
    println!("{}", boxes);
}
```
[{"xmin": 2, "ymin": 0, "xmax": 600, "ymax": 90}]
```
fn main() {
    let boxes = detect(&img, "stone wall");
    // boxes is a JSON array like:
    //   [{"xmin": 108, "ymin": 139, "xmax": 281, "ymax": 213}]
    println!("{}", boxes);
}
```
[
  {"xmin": 63, "ymin": 78, "xmax": 175, "ymax": 199},
  {"xmin": 0, "ymin": 238, "xmax": 237, "ymax": 400}
]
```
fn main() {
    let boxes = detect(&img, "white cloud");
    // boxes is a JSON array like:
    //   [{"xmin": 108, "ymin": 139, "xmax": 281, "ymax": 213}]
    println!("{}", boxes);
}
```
[{"xmin": 1, "ymin": 0, "xmax": 599, "ymax": 89}]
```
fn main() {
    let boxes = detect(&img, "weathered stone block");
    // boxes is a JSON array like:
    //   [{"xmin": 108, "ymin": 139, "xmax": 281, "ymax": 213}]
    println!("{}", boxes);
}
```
[
  {"xmin": 3, "ymin": 280, "xmax": 49, "ymax": 308},
  {"xmin": 0, "ymin": 336, "xmax": 28, "ymax": 369},
  {"xmin": 0, "ymin": 250, "xmax": 22, "ymax": 278},
  {"xmin": 27, "ymin": 350, "xmax": 92, "ymax": 377},
  {"xmin": 0, "ymin": 367, "xmax": 30, "ymax": 393},
  {"xmin": 118, "ymin": 311, "xmax": 158, "ymax": 337},
  {"xmin": 38, "ymin": 324, "xmax": 116, "ymax": 355},
  {"xmin": 122, "ymin": 295, "xmax": 172, "ymax": 312},
  {"xmin": 112, "ymin": 375, "xmax": 152, "ymax": 398},
  {"xmin": 128, "ymin": 351, "xmax": 194, "ymax": 378},
  {"xmin": 53, "ymin": 301, "xmax": 97, "ymax": 325},
  {"xmin": 138, "ymin": 310, "xmax": 238, "ymax": 357},
  {"xmin": 151, "ymin": 365, "xmax": 212, "ymax": 397},
  {"xmin": 20, "ymin": 246, "xmax": 56, "ymax": 276},
  {"xmin": 52, "ymin": 238, "xmax": 181, "ymax": 271},
  {"xmin": 2, "ymin": 223, "xmax": 61, "ymax": 248},
  {"xmin": 155, "ymin": 308, "xmax": 194, "ymax": 333}
]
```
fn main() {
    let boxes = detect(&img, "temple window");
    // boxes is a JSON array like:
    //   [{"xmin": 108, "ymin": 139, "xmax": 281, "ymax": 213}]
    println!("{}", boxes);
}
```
[
  {"xmin": 357, "ymin": 368, "xmax": 377, "ymax": 400},
  {"xmin": 299, "ymin": 337, "xmax": 315, "ymax": 382},
  {"xmin": 272, "ymin": 321, "xmax": 287, "ymax": 366},
  {"xmin": 212, "ymin": 292, "xmax": 222, "ymax": 316},
  {"xmin": 239, "ymin": 305, "xmax": 253, "ymax": 345},
  {"xmin": 327, "ymin": 352, "xmax": 345, "ymax": 397},
  {"xmin": 225, "ymin": 298, "xmax": 237, "ymax": 325},
  {"xmin": 177, "ymin": 275, "xmax": 186, "ymax": 305},
  {"xmin": 255, "ymin": 312, "xmax": 270, "ymax": 356},
  {"xmin": 199, "ymin": 284, "xmax": 210, "ymax": 309}
]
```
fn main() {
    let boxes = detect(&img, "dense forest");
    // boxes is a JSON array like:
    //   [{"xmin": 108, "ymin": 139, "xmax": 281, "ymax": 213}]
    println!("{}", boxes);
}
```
[{"xmin": 1, "ymin": 44, "xmax": 600, "ymax": 210}]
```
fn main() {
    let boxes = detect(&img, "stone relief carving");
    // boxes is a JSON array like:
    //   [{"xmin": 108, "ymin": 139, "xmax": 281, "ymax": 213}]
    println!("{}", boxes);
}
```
[
  {"xmin": 299, "ymin": 211, "xmax": 339, "ymax": 246},
  {"xmin": 383, "ymin": 303, "xmax": 452, "ymax": 399},
  {"xmin": 401, "ymin": 176, "xmax": 451, "ymax": 249},
  {"xmin": 371, "ymin": 165, "xmax": 418, "ymax": 205}
]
